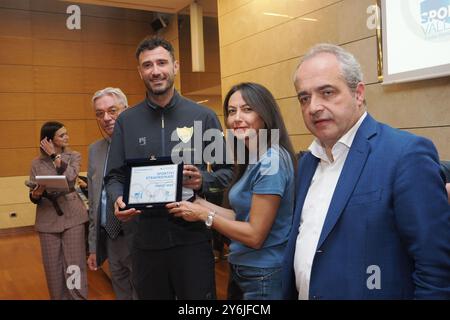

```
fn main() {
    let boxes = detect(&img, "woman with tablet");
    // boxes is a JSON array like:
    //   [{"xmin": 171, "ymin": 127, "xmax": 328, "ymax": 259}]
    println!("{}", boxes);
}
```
[
  {"xmin": 167, "ymin": 83, "xmax": 296, "ymax": 300},
  {"xmin": 28, "ymin": 121, "xmax": 88, "ymax": 300}
]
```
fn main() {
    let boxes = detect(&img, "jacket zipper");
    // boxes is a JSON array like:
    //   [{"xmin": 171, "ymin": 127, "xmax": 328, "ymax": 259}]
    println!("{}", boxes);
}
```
[{"xmin": 161, "ymin": 111, "xmax": 166, "ymax": 156}]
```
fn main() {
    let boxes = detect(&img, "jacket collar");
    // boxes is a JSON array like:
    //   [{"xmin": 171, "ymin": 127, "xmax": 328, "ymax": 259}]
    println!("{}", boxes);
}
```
[
  {"xmin": 316, "ymin": 113, "xmax": 378, "ymax": 248},
  {"xmin": 145, "ymin": 89, "xmax": 180, "ymax": 111},
  {"xmin": 295, "ymin": 114, "xmax": 379, "ymax": 249}
]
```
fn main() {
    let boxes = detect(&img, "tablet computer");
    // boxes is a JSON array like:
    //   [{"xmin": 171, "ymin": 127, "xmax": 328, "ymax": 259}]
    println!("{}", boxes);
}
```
[{"xmin": 35, "ymin": 175, "xmax": 69, "ymax": 192}]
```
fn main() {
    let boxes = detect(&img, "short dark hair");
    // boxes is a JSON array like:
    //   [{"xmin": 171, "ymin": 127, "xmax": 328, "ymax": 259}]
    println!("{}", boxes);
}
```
[{"xmin": 135, "ymin": 37, "xmax": 175, "ymax": 61}]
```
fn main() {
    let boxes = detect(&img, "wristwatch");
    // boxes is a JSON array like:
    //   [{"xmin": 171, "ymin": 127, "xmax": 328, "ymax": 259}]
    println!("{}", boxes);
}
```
[{"xmin": 205, "ymin": 211, "xmax": 216, "ymax": 229}]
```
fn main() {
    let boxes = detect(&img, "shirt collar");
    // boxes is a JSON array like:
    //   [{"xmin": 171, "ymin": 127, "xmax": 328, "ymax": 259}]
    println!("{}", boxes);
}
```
[
  {"xmin": 145, "ymin": 89, "xmax": 180, "ymax": 110},
  {"xmin": 309, "ymin": 112, "xmax": 367, "ymax": 162}
]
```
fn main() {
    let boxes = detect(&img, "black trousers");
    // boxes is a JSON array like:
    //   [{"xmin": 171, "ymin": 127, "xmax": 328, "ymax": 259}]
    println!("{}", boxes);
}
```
[{"xmin": 132, "ymin": 241, "xmax": 216, "ymax": 300}]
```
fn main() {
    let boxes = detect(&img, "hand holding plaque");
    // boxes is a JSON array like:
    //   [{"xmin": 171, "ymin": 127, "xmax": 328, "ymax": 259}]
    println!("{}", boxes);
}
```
[
  {"xmin": 114, "ymin": 196, "xmax": 141, "ymax": 222},
  {"xmin": 182, "ymin": 164, "xmax": 203, "ymax": 192}
]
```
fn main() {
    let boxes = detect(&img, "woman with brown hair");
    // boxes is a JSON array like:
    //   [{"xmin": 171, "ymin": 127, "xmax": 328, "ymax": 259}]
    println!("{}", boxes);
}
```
[
  {"xmin": 167, "ymin": 83, "xmax": 296, "ymax": 300},
  {"xmin": 29, "ymin": 121, "xmax": 88, "ymax": 299}
]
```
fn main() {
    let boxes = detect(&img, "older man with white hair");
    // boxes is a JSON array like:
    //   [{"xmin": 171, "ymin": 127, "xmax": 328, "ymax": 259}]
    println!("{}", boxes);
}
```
[{"xmin": 87, "ymin": 87, "xmax": 134, "ymax": 299}]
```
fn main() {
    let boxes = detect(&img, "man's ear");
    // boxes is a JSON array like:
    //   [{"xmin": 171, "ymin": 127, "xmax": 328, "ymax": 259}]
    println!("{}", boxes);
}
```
[
  {"xmin": 355, "ymin": 82, "xmax": 365, "ymax": 105},
  {"xmin": 174, "ymin": 60, "xmax": 179, "ymax": 75},
  {"xmin": 137, "ymin": 65, "xmax": 143, "ymax": 80}
]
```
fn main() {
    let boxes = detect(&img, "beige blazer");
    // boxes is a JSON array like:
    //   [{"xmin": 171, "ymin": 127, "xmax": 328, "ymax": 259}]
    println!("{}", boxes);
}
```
[{"xmin": 29, "ymin": 151, "xmax": 88, "ymax": 233}]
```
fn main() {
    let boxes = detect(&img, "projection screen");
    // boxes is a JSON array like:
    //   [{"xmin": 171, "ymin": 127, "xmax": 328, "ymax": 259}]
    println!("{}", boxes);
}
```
[{"xmin": 381, "ymin": 0, "xmax": 450, "ymax": 84}]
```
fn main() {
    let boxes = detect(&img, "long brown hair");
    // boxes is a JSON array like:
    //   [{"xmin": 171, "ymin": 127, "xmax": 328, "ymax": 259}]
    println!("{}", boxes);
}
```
[{"xmin": 222, "ymin": 82, "xmax": 296, "ymax": 205}]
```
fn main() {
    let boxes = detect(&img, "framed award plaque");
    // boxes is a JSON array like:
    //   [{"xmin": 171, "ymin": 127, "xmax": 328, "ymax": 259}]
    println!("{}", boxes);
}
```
[{"xmin": 123, "ymin": 157, "xmax": 183, "ymax": 209}]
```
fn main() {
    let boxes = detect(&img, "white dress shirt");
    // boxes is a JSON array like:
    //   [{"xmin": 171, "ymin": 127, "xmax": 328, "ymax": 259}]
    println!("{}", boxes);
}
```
[{"xmin": 294, "ymin": 112, "xmax": 367, "ymax": 299}]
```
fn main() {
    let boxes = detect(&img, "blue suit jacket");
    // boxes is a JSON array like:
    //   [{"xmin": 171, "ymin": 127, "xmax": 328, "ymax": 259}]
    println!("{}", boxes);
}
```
[{"xmin": 282, "ymin": 114, "xmax": 450, "ymax": 299}]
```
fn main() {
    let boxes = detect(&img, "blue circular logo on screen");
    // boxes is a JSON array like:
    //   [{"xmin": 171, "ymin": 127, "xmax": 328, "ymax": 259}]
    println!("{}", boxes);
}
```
[{"xmin": 402, "ymin": 0, "xmax": 450, "ymax": 41}]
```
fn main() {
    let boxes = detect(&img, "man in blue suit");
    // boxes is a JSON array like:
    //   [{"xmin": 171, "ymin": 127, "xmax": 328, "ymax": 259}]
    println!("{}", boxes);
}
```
[{"xmin": 282, "ymin": 43, "xmax": 450, "ymax": 299}]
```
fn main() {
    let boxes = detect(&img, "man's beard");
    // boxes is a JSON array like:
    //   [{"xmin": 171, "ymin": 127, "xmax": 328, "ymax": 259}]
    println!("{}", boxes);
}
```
[{"xmin": 146, "ymin": 76, "xmax": 174, "ymax": 96}]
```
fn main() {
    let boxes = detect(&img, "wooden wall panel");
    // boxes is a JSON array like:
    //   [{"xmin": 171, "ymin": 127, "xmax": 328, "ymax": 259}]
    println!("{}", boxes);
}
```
[
  {"xmin": 221, "ymin": 57, "xmax": 298, "ymax": 99},
  {"xmin": 125, "ymin": 45, "xmax": 139, "ymax": 69},
  {"xmin": 0, "ymin": 0, "xmax": 30, "ymax": 10},
  {"xmin": 30, "ymin": 0, "xmax": 71, "ymax": 13},
  {"xmin": 31, "ymin": 12, "xmax": 81, "ymax": 41},
  {"xmin": 180, "ymin": 34, "xmax": 220, "ymax": 72},
  {"xmin": 82, "ymin": 16, "xmax": 129, "ymax": 44},
  {"xmin": 366, "ymin": 78, "xmax": 450, "ymax": 129},
  {"xmin": 0, "ymin": 148, "xmax": 38, "ymax": 177},
  {"xmin": 0, "ymin": 93, "xmax": 34, "ymax": 120},
  {"xmin": 127, "ymin": 94, "xmax": 144, "ymax": 107},
  {"xmin": 33, "ymin": 39, "xmax": 83, "ymax": 67},
  {"xmin": 124, "ymin": 20, "xmax": 152, "ymax": 45},
  {"xmin": 219, "ymin": 0, "xmax": 339, "ymax": 46},
  {"xmin": 81, "ymin": 16, "xmax": 150, "ymax": 45},
  {"xmin": 81, "ymin": 4, "xmax": 134, "ymax": 19},
  {"xmin": 34, "ymin": 94, "xmax": 87, "ymax": 120},
  {"xmin": 0, "ymin": 38, "xmax": 32, "ymax": 65},
  {"xmin": 83, "ymin": 69, "xmax": 129, "ymax": 94},
  {"xmin": 221, "ymin": 38, "xmax": 378, "ymax": 98},
  {"xmin": 82, "ymin": 43, "xmax": 131, "ymax": 69},
  {"xmin": 218, "ymin": 0, "xmax": 450, "ymax": 160},
  {"xmin": 73, "ymin": 144, "xmax": 89, "ymax": 171},
  {"xmin": 220, "ymin": 0, "xmax": 375, "ymax": 78},
  {"xmin": 84, "ymin": 5, "xmax": 153, "ymax": 21},
  {"xmin": 0, "ymin": 9, "xmax": 31, "ymax": 38},
  {"xmin": 123, "ymin": 70, "xmax": 146, "ymax": 95},
  {"xmin": 184, "ymin": 95, "xmax": 223, "ymax": 115},
  {"xmin": 171, "ymin": 41, "xmax": 182, "ymax": 92},
  {"xmin": 0, "ymin": 66, "xmax": 34, "ymax": 93},
  {"xmin": 278, "ymin": 97, "xmax": 308, "ymax": 135},
  {"xmin": 217, "ymin": 0, "xmax": 253, "ymax": 17},
  {"xmin": 82, "ymin": 69, "xmax": 144, "ymax": 96},
  {"xmin": 33, "ymin": 66, "xmax": 84, "ymax": 93},
  {"xmin": 83, "ymin": 94, "xmax": 94, "ymax": 116},
  {"xmin": 290, "ymin": 134, "xmax": 315, "ymax": 153},
  {"xmin": 407, "ymin": 127, "xmax": 450, "ymax": 160},
  {"xmin": 0, "ymin": 121, "xmax": 36, "ymax": 148},
  {"xmin": 181, "ymin": 72, "xmax": 221, "ymax": 95}
]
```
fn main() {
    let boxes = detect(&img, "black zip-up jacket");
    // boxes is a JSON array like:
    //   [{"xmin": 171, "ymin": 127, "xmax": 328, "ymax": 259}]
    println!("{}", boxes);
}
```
[{"xmin": 105, "ymin": 91, "xmax": 233, "ymax": 249}]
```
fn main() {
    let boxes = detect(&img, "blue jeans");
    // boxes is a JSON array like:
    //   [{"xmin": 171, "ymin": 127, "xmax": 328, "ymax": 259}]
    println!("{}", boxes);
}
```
[{"xmin": 227, "ymin": 264, "xmax": 282, "ymax": 300}]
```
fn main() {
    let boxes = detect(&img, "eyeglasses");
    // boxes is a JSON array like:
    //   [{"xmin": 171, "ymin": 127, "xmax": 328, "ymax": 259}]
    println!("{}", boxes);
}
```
[{"xmin": 95, "ymin": 106, "xmax": 121, "ymax": 119}]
